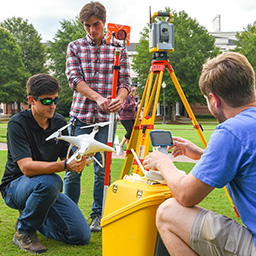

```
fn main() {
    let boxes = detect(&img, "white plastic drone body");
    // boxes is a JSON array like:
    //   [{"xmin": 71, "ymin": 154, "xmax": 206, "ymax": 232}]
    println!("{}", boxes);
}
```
[{"xmin": 46, "ymin": 121, "xmax": 115, "ymax": 167}]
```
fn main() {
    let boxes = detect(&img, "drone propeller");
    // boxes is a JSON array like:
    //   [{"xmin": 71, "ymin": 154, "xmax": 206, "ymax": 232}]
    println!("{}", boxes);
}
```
[
  {"xmin": 80, "ymin": 121, "xmax": 112, "ymax": 129},
  {"xmin": 46, "ymin": 122, "xmax": 72, "ymax": 141}
]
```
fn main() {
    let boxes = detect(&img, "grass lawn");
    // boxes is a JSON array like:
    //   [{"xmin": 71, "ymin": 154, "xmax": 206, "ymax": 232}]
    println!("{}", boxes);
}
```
[
  {"xmin": 0, "ymin": 119, "xmax": 242, "ymax": 255},
  {"xmin": 0, "ymin": 122, "xmax": 7, "ymax": 143}
]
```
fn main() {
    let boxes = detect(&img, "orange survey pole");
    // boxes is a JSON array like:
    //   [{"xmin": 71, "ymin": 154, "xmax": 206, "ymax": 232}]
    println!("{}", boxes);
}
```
[
  {"xmin": 102, "ymin": 23, "xmax": 130, "ymax": 215},
  {"xmin": 105, "ymin": 49, "xmax": 120, "ymax": 184},
  {"xmin": 102, "ymin": 49, "xmax": 120, "ymax": 214}
]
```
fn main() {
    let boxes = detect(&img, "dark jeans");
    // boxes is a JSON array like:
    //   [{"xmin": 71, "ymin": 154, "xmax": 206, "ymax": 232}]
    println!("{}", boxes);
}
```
[{"xmin": 3, "ymin": 174, "xmax": 90, "ymax": 245}]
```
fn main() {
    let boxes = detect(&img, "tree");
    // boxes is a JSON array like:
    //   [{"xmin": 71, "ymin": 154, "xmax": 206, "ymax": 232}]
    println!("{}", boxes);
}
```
[
  {"xmin": 47, "ymin": 18, "xmax": 85, "ymax": 115},
  {"xmin": 131, "ymin": 26, "xmax": 152, "ymax": 95},
  {"xmin": 1, "ymin": 17, "xmax": 47, "ymax": 76},
  {"xmin": 132, "ymin": 9, "xmax": 220, "ymax": 119},
  {"xmin": 233, "ymin": 24, "xmax": 256, "ymax": 72},
  {"xmin": 0, "ymin": 27, "xmax": 28, "ymax": 107}
]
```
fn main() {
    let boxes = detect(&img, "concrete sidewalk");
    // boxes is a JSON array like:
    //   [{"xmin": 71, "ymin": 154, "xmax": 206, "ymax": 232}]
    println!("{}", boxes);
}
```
[{"xmin": 0, "ymin": 143, "xmax": 7, "ymax": 151}]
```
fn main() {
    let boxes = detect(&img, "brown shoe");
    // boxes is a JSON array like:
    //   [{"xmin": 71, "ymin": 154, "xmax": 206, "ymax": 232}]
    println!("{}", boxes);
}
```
[{"xmin": 13, "ymin": 231, "xmax": 47, "ymax": 254}]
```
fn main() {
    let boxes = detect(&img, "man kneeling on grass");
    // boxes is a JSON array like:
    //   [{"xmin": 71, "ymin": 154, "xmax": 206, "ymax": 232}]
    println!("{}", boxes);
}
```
[{"xmin": 0, "ymin": 74, "xmax": 91, "ymax": 254}]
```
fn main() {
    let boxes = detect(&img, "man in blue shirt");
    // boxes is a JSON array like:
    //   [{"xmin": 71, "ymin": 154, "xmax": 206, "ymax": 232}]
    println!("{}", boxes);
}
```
[{"xmin": 144, "ymin": 52, "xmax": 256, "ymax": 255}]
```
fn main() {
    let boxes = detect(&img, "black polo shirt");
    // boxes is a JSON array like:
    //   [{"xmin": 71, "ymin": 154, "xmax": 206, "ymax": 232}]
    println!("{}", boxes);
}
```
[{"xmin": 0, "ymin": 110, "xmax": 69, "ymax": 193}]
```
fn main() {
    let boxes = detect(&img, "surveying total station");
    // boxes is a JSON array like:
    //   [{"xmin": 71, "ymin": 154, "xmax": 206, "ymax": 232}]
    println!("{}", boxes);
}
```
[
  {"xmin": 149, "ymin": 12, "xmax": 175, "ymax": 54},
  {"xmin": 101, "ymin": 10, "xmax": 237, "ymax": 256}
]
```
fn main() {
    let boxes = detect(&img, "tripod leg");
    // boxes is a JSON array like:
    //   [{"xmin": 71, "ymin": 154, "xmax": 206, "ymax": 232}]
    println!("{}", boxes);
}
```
[
  {"xmin": 120, "ymin": 72, "xmax": 153, "ymax": 178},
  {"xmin": 119, "ymin": 70, "xmax": 164, "ymax": 178},
  {"xmin": 166, "ymin": 66, "xmax": 207, "ymax": 148}
]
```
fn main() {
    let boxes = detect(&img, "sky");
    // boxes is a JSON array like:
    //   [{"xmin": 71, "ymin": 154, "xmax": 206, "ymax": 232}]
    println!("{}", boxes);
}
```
[{"xmin": 1, "ymin": 0, "xmax": 256, "ymax": 43}]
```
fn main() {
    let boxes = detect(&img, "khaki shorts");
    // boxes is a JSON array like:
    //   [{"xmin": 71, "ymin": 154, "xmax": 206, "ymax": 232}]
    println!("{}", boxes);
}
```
[{"xmin": 191, "ymin": 208, "xmax": 256, "ymax": 256}]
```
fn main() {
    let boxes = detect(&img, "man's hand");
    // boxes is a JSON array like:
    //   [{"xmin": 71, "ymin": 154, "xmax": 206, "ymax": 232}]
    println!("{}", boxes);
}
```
[
  {"xmin": 96, "ymin": 87, "xmax": 129, "ymax": 113},
  {"xmin": 143, "ymin": 151, "xmax": 172, "ymax": 172},
  {"xmin": 96, "ymin": 95, "xmax": 111, "ymax": 113},
  {"xmin": 170, "ymin": 137, "xmax": 204, "ymax": 160},
  {"xmin": 96, "ymin": 95, "xmax": 123, "ymax": 113},
  {"xmin": 66, "ymin": 155, "xmax": 87, "ymax": 173},
  {"xmin": 108, "ymin": 96, "xmax": 123, "ymax": 113}
]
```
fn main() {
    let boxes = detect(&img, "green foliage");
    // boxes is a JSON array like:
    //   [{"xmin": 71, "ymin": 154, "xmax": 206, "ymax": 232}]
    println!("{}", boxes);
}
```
[
  {"xmin": 132, "ymin": 9, "xmax": 220, "ymax": 106},
  {"xmin": 47, "ymin": 18, "xmax": 85, "ymax": 107},
  {"xmin": 233, "ymin": 24, "xmax": 256, "ymax": 72},
  {"xmin": 1, "ymin": 17, "xmax": 47, "ymax": 75},
  {"xmin": 169, "ymin": 10, "xmax": 220, "ymax": 103},
  {"xmin": 0, "ymin": 28, "xmax": 28, "ymax": 104},
  {"xmin": 132, "ymin": 27, "xmax": 152, "ymax": 91}
]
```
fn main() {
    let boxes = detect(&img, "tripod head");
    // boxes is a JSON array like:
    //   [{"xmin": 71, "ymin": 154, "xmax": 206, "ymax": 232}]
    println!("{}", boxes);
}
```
[{"xmin": 149, "ymin": 9, "xmax": 175, "ymax": 54}]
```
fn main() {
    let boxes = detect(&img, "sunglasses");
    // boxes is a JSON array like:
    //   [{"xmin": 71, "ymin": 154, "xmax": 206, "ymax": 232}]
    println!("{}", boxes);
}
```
[{"xmin": 33, "ymin": 96, "xmax": 59, "ymax": 106}]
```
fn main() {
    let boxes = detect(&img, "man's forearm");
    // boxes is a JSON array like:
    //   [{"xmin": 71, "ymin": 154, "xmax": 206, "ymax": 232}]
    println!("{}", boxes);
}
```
[
  {"xmin": 117, "ymin": 88, "xmax": 129, "ymax": 102},
  {"xmin": 17, "ymin": 158, "xmax": 66, "ymax": 177},
  {"xmin": 76, "ymin": 81, "xmax": 102, "ymax": 102}
]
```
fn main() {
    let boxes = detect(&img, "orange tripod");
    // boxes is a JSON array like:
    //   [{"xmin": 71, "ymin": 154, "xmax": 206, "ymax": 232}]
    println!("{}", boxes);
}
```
[
  {"xmin": 120, "ymin": 55, "xmax": 206, "ymax": 178},
  {"xmin": 119, "ymin": 54, "xmax": 239, "ymax": 217}
]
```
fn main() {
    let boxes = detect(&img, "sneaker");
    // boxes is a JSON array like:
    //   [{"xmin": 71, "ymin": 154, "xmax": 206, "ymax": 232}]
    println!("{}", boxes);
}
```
[
  {"xmin": 89, "ymin": 215, "xmax": 102, "ymax": 232},
  {"xmin": 13, "ymin": 231, "xmax": 47, "ymax": 254},
  {"xmin": 119, "ymin": 144, "xmax": 124, "ymax": 154},
  {"xmin": 115, "ymin": 144, "xmax": 123, "ymax": 155}
]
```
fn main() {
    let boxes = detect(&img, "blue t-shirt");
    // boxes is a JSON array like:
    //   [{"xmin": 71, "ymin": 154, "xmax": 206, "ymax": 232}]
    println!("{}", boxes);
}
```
[{"xmin": 192, "ymin": 107, "xmax": 256, "ymax": 245}]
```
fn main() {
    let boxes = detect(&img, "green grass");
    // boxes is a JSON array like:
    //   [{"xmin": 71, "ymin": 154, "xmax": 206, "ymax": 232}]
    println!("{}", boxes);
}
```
[
  {"xmin": 0, "ymin": 123, "xmax": 7, "ymax": 143},
  {"xmin": 0, "ymin": 119, "xmax": 242, "ymax": 255},
  {"xmin": 0, "ymin": 153, "xmax": 124, "ymax": 256},
  {"xmin": 115, "ymin": 121, "xmax": 217, "ymax": 151}
]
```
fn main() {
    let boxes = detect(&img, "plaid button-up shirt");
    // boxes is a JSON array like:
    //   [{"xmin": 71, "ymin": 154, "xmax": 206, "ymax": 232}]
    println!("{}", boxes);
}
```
[{"xmin": 66, "ymin": 35, "xmax": 131, "ymax": 124}]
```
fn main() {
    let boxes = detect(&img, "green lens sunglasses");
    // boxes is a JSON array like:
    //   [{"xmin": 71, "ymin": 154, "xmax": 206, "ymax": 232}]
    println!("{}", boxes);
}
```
[{"xmin": 33, "ymin": 96, "xmax": 59, "ymax": 106}]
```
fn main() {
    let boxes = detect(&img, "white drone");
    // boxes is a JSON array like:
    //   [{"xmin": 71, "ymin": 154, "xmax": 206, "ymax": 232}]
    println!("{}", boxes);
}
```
[{"xmin": 46, "ymin": 121, "xmax": 115, "ymax": 167}]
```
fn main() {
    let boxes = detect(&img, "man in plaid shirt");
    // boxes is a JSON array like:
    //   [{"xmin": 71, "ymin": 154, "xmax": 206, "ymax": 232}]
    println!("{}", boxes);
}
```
[{"xmin": 65, "ymin": 1, "xmax": 131, "ymax": 232}]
